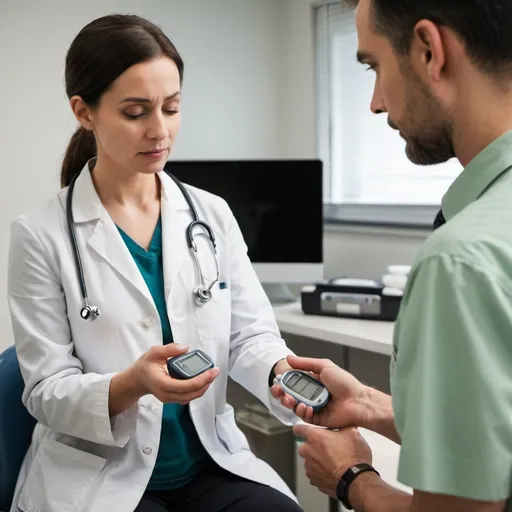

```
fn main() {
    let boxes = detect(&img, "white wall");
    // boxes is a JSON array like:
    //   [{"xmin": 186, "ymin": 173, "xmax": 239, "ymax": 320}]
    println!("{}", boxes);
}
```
[
  {"xmin": 0, "ymin": 0, "xmax": 283, "ymax": 350},
  {"xmin": 276, "ymin": 0, "xmax": 317, "ymax": 159},
  {"xmin": 277, "ymin": 0, "xmax": 427, "ymax": 282}
]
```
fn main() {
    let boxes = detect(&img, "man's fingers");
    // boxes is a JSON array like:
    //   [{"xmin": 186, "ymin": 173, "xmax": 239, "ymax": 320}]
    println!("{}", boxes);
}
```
[
  {"xmin": 293, "ymin": 402, "xmax": 308, "ymax": 420},
  {"xmin": 286, "ymin": 355, "xmax": 335, "ymax": 376},
  {"xmin": 270, "ymin": 384, "xmax": 285, "ymax": 399},
  {"xmin": 293, "ymin": 422, "xmax": 313, "ymax": 440},
  {"xmin": 302, "ymin": 405, "xmax": 316, "ymax": 424},
  {"xmin": 280, "ymin": 393, "xmax": 297, "ymax": 410},
  {"xmin": 298, "ymin": 441, "xmax": 307, "ymax": 459}
]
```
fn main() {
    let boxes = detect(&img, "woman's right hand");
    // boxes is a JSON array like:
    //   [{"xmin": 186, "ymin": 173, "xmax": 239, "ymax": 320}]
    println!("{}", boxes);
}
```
[{"xmin": 130, "ymin": 343, "xmax": 220, "ymax": 405}]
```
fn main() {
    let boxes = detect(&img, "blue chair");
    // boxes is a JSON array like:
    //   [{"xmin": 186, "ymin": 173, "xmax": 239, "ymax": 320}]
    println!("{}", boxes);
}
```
[{"xmin": 0, "ymin": 346, "xmax": 37, "ymax": 512}]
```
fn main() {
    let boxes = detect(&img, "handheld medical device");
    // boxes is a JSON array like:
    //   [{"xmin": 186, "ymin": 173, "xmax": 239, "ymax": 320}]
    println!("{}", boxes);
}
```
[
  {"xmin": 167, "ymin": 349, "xmax": 215, "ymax": 380},
  {"xmin": 66, "ymin": 170, "xmax": 221, "ymax": 321},
  {"xmin": 275, "ymin": 370, "xmax": 330, "ymax": 411}
]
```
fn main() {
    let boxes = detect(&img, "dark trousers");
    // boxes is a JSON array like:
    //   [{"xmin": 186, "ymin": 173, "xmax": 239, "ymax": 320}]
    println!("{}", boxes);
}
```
[{"xmin": 135, "ymin": 460, "xmax": 303, "ymax": 512}]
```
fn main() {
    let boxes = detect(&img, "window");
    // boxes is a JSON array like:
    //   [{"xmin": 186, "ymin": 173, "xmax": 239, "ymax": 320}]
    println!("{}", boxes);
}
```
[{"xmin": 315, "ymin": 2, "xmax": 463, "ymax": 227}]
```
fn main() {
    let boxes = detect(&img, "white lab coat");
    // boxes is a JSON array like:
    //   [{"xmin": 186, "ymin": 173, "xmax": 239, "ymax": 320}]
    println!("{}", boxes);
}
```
[{"xmin": 6, "ymin": 163, "xmax": 297, "ymax": 512}]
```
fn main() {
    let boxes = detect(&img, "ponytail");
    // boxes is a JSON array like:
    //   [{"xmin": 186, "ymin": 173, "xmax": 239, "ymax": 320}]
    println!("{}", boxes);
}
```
[{"xmin": 60, "ymin": 127, "xmax": 96, "ymax": 188}]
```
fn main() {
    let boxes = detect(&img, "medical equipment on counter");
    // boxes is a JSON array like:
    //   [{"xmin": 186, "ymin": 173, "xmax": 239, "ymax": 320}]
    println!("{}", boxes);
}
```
[
  {"xmin": 66, "ymin": 170, "xmax": 221, "ymax": 321},
  {"xmin": 167, "ymin": 349, "xmax": 215, "ymax": 379},
  {"xmin": 300, "ymin": 277, "xmax": 402, "ymax": 321},
  {"xmin": 275, "ymin": 370, "xmax": 330, "ymax": 411}
]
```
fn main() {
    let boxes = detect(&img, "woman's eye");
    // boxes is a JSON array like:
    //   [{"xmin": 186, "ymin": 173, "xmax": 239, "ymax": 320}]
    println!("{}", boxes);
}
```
[
  {"xmin": 124, "ymin": 109, "xmax": 145, "ymax": 119},
  {"xmin": 123, "ymin": 106, "xmax": 179, "ymax": 120}
]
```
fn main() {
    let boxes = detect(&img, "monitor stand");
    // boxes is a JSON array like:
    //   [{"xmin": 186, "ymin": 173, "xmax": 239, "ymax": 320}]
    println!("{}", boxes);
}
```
[{"xmin": 262, "ymin": 283, "xmax": 298, "ymax": 305}]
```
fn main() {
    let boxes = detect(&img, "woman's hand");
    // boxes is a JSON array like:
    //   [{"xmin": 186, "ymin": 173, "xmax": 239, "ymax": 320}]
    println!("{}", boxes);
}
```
[{"xmin": 130, "ymin": 343, "xmax": 219, "ymax": 405}]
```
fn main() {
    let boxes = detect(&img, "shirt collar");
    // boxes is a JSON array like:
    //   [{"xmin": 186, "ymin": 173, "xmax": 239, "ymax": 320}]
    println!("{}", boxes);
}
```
[{"xmin": 442, "ymin": 130, "xmax": 512, "ymax": 221}]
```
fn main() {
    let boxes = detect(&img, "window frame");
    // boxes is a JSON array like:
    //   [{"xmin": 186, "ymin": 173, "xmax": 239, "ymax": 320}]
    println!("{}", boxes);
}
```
[{"xmin": 313, "ymin": 0, "xmax": 450, "ymax": 229}]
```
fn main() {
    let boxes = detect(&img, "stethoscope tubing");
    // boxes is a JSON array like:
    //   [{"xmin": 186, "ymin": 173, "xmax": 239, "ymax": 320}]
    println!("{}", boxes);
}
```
[{"xmin": 66, "ymin": 170, "xmax": 220, "ymax": 320}]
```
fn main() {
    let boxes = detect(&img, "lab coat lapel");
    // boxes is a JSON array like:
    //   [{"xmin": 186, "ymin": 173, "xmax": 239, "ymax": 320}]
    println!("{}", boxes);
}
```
[
  {"xmin": 65, "ymin": 163, "xmax": 154, "ymax": 306},
  {"xmin": 159, "ymin": 171, "xmax": 191, "ymax": 303},
  {"xmin": 87, "ymin": 216, "xmax": 154, "ymax": 305}
]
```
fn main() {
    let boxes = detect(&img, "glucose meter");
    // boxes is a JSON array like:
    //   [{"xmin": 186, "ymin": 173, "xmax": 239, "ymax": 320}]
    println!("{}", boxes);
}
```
[
  {"xmin": 167, "ymin": 349, "xmax": 215, "ymax": 380},
  {"xmin": 275, "ymin": 369, "xmax": 330, "ymax": 411}
]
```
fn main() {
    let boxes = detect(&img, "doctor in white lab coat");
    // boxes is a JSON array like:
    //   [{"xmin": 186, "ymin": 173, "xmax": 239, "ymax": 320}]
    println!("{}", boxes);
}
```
[{"xmin": 6, "ymin": 13, "xmax": 302, "ymax": 512}]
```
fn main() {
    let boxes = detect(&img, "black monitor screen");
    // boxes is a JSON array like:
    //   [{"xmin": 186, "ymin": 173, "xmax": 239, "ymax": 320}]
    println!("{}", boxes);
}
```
[{"xmin": 164, "ymin": 160, "xmax": 323, "ymax": 264}]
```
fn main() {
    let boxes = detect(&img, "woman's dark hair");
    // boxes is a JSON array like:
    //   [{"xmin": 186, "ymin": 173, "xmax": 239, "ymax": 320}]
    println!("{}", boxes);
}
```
[{"xmin": 61, "ymin": 14, "xmax": 184, "ymax": 188}]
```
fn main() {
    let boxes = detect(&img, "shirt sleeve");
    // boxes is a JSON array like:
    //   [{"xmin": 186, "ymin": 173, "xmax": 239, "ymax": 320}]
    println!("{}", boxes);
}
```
[{"xmin": 391, "ymin": 253, "xmax": 512, "ymax": 501}]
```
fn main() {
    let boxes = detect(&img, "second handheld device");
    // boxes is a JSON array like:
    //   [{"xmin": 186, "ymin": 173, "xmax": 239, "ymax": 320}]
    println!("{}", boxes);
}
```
[{"xmin": 275, "ymin": 369, "xmax": 330, "ymax": 411}]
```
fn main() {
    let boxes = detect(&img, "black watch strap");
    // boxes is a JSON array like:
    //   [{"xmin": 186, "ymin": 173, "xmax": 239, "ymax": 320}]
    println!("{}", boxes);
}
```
[{"xmin": 336, "ymin": 463, "xmax": 379, "ymax": 510}]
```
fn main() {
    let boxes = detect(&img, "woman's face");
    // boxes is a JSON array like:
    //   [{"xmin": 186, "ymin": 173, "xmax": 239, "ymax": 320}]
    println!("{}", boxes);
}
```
[{"xmin": 78, "ymin": 56, "xmax": 182, "ymax": 176}]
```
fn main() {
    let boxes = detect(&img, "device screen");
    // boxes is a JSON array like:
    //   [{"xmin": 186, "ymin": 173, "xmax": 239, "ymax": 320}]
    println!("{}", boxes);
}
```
[
  {"xmin": 288, "ymin": 374, "xmax": 322, "ymax": 400},
  {"xmin": 180, "ymin": 353, "xmax": 208, "ymax": 374}
]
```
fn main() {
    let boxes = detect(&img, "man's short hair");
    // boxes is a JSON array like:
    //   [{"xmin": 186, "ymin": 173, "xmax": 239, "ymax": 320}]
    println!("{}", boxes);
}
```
[{"xmin": 344, "ymin": 0, "xmax": 512, "ymax": 78}]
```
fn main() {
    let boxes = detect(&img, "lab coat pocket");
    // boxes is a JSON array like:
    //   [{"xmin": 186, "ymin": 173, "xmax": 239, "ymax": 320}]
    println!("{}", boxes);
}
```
[
  {"xmin": 17, "ymin": 437, "xmax": 107, "ymax": 512},
  {"xmin": 195, "ymin": 287, "xmax": 231, "ymax": 344},
  {"xmin": 215, "ymin": 404, "xmax": 250, "ymax": 454}
]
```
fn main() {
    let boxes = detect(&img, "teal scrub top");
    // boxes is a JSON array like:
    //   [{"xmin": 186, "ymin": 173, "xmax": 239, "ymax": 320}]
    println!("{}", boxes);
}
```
[{"xmin": 117, "ymin": 216, "xmax": 208, "ymax": 490}]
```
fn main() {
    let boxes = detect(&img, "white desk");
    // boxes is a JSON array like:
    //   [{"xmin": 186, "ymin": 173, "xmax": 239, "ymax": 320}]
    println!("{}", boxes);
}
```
[{"xmin": 273, "ymin": 302, "xmax": 394, "ymax": 356}]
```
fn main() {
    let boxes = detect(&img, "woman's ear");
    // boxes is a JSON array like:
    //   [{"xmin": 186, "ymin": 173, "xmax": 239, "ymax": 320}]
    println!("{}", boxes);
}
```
[{"xmin": 70, "ymin": 96, "xmax": 94, "ymax": 131}]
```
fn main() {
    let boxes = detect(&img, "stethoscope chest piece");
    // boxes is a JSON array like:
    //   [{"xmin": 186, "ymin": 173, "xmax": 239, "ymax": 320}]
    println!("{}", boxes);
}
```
[
  {"xmin": 80, "ymin": 305, "xmax": 100, "ymax": 321},
  {"xmin": 194, "ymin": 286, "xmax": 213, "ymax": 306}
]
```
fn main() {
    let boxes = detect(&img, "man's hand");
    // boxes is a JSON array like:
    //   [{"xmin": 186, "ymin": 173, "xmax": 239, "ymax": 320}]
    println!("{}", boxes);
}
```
[
  {"xmin": 293, "ymin": 423, "xmax": 373, "ymax": 498},
  {"xmin": 271, "ymin": 355, "xmax": 400, "ymax": 443},
  {"xmin": 270, "ymin": 355, "xmax": 370, "ymax": 429}
]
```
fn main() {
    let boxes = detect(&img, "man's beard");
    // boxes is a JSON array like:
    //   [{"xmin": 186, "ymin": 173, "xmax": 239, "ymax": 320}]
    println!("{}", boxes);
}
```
[{"xmin": 390, "ymin": 68, "xmax": 456, "ymax": 166}]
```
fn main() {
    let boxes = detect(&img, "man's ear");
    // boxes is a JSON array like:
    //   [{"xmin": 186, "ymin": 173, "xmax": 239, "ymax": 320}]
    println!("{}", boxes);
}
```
[
  {"xmin": 410, "ymin": 19, "xmax": 446, "ymax": 84},
  {"xmin": 69, "ymin": 96, "xmax": 94, "ymax": 131}
]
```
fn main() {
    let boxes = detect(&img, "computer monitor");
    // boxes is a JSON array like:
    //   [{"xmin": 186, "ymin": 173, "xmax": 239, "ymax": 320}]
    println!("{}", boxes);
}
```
[{"xmin": 164, "ymin": 159, "xmax": 324, "ymax": 289}]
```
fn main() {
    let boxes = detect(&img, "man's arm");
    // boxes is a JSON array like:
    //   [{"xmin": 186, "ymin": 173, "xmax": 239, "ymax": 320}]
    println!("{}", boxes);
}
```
[
  {"xmin": 390, "ymin": 254, "xmax": 512, "ymax": 505},
  {"xmin": 361, "ymin": 386, "xmax": 401, "ymax": 445},
  {"xmin": 271, "ymin": 355, "xmax": 402, "ymax": 443},
  {"xmin": 348, "ymin": 472, "xmax": 506, "ymax": 512},
  {"xmin": 293, "ymin": 424, "xmax": 508, "ymax": 512},
  {"xmin": 348, "ymin": 472, "xmax": 411, "ymax": 511}
]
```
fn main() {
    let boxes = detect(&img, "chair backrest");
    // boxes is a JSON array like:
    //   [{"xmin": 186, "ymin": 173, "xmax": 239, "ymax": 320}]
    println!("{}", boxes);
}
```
[{"xmin": 0, "ymin": 346, "xmax": 37, "ymax": 511}]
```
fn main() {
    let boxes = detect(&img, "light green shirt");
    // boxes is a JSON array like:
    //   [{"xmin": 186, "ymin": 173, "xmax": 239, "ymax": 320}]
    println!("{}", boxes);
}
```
[{"xmin": 391, "ymin": 130, "xmax": 512, "ymax": 505}]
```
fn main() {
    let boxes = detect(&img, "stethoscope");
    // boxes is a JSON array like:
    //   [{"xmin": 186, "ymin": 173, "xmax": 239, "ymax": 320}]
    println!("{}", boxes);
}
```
[{"xmin": 66, "ymin": 170, "xmax": 221, "ymax": 321}]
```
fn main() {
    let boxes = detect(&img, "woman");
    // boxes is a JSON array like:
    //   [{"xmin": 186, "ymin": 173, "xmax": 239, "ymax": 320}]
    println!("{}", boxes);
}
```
[{"xmin": 6, "ymin": 14, "xmax": 302, "ymax": 512}]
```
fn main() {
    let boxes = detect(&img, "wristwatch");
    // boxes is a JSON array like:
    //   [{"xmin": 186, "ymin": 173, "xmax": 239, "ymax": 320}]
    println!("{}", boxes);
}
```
[{"xmin": 336, "ymin": 463, "xmax": 379, "ymax": 510}]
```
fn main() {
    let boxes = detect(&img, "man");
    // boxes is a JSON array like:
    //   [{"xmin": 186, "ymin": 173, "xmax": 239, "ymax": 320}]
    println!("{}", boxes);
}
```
[{"xmin": 271, "ymin": 0, "xmax": 512, "ymax": 511}]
